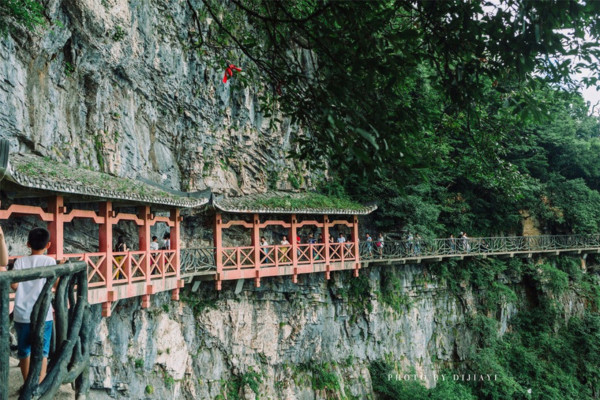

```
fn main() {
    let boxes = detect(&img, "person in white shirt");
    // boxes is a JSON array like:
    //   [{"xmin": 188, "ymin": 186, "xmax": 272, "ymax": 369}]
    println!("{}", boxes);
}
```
[
  {"xmin": 337, "ymin": 233, "xmax": 346, "ymax": 243},
  {"xmin": 279, "ymin": 236, "xmax": 290, "ymax": 262},
  {"xmin": 260, "ymin": 236, "xmax": 270, "ymax": 263},
  {"xmin": 150, "ymin": 236, "xmax": 159, "ymax": 251},
  {"xmin": 11, "ymin": 227, "xmax": 56, "ymax": 382},
  {"xmin": 162, "ymin": 232, "xmax": 171, "ymax": 250}
]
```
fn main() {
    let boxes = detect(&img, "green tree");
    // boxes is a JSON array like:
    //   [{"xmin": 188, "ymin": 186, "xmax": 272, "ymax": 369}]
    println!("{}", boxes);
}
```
[{"xmin": 0, "ymin": 0, "xmax": 46, "ymax": 34}]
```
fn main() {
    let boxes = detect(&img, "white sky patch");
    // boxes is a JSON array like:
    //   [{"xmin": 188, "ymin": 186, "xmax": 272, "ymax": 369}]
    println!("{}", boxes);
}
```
[{"xmin": 573, "ymin": 70, "xmax": 600, "ymax": 113}]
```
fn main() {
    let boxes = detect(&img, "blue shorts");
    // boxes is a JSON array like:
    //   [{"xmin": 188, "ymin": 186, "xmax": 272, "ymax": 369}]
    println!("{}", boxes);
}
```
[{"xmin": 15, "ymin": 321, "xmax": 53, "ymax": 359}]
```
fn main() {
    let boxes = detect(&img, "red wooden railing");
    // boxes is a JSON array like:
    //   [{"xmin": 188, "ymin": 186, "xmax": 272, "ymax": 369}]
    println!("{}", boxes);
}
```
[
  {"xmin": 2, "ymin": 196, "xmax": 183, "ymax": 317},
  {"xmin": 213, "ymin": 213, "xmax": 361, "ymax": 289},
  {"xmin": 3, "ymin": 197, "xmax": 364, "ymax": 307}
]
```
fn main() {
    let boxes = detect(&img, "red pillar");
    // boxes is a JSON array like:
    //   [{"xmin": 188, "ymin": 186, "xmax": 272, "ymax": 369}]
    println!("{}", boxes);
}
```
[
  {"xmin": 138, "ymin": 206, "xmax": 151, "ymax": 308},
  {"xmin": 353, "ymin": 215, "xmax": 360, "ymax": 277},
  {"xmin": 215, "ymin": 213, "xmax": 223, "ymax": 290},
  {"xmin": 252, "ymin": 214, "xmax": 261, "ymax": 287},
  {"xmin": 47, "ymin": 196, "xmax": 64, "ymax": 260},
  {"xmin": 99, "ymin": 202, "xmax": 114, "ymax": 317},
  {"xmin": 290, "ymin": 214, "xmax": 298, "ymax": 283},
  {"xmin": 323, "ymin": 215, "xmax": 330, "ymax": 280},
  {"xmin": 170, "ymin": 208, "xmax": 182, "ymax": 300}
]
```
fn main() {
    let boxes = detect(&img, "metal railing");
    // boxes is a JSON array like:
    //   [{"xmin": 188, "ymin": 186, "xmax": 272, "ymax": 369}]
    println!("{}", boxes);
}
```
[
  {"xmin": 180, "ymin": 234, "xmax": 600, "ymax": 276},
  {"xmin": 358, "ymin": 234, "xmax": 600, "ymax": 259}
]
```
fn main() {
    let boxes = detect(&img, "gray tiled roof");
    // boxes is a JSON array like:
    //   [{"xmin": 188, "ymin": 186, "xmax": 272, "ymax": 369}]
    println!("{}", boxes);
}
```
[
  {"xmin": 6, "ymin": 153, "xmax": 208, "ymax": 208},
  {"xmin": 213, "ymin": 191, "xmax": 377, "ymax": 215}
]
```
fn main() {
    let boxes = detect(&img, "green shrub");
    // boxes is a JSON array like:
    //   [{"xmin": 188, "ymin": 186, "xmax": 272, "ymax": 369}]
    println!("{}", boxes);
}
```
[
  {"xmin": 112, "ymin": 25, "xmax": 125, "ymax": 41},
  {"xmin": 0, "ymin": 0, "xmax": 46, "ymax": 34}
]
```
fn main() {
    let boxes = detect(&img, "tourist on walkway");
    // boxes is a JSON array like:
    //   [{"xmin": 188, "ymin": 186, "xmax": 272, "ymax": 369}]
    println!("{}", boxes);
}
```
[
  {"xmin": 260, "ymin": 236, "xmax": 270, "ymax": 263},
  {"xmin": 150, "ymin": 236, "xmax": 159, "ymax": 251},
  {"xmin": 11, "ymin": 228, "xmax": 56, "ymax": 382},
  {"xmin": 337, "ymin": 233, "xmax": 346, "ymax": 243},
  {"xmin": 414, "ymin": 233, "xmax": 422, "ymax": 255},
  {"xmin": 162, "ymin": 232, "xmax": 171, "ymax": 250},
  {"xmin": 449, "ymin": 234, "xmax": 456, "ymax": 253},
  {"xmin": 308, "ymin": 233, "xmax": 318, "ymax": 260},
  {"xmin": 462, "ymin": 232, "xmax": 470, "ymax": 253},
  {"xmin": 149, "ymin": 235, "xmax": 160, "ymax": 274},
  {"xmin": 280, "ymin": 236, "xmax": 290, "ymax": 263},
  {"xmin": 114, "ymin": 236, "xmax": 128, "ymax": 278},
  {"xmin": 115, "ymin": 236, "xmax": 128, "ymax": 252},
  {"xmin": 407, "ymin": 232, "xmax": 414, "ymax": 255},
  {"xmin": 366, "ymin": 233, "xmax": 373, "ymax": 257},
  {"xmin": 376, "ymin": 233, "xmax": 384, "ymax": 258}
]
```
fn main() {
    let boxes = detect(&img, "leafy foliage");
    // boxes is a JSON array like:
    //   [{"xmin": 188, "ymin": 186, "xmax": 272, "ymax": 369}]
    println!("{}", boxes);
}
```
[
  {"xmin": 0, "ymin": 0, "xmax": 45, "ymax": 34},
  {"xmin": 372, "ymin": 256, "xmax": 600, "ymax": 400},
  {"xmin": 216, "ymin": 367, "xmax": 263, "ymax": 400},
  {"xmin": 370, "ymin": 361, "xmax": 477, "ymax": 400},
  {"xmin": 194, "ymin": 1, "xmax": 600, "ymax": 238},
  {"xmin": 196, "ymin": 0, "xmax": 600, "ymax": 177}
]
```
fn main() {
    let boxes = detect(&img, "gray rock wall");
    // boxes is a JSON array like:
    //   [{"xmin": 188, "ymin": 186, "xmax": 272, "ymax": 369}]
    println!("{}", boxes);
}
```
[
  {"xmin": 0, "ymin": 0, "xmax": 307, "ymax": 195},
  {"xmin": 84, "ymin": 262, "xmax": 585, "ymax": 400}
]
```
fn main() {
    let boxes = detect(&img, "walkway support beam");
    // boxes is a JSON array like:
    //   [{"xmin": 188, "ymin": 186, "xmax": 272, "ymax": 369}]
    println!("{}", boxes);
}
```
[
  {"xmin": 252, "ymin": 214, "xmax": 261, "ymax": 287},
  {"xmin": 170, "ymin": 208, "xmax": 182, "ymax": 300},
  {"xmin": 353, "ymin": 215, "xmax": 360, "ymax": 277},
  {"xmin": 138, "ymin": 206, "xmax": 151, "ymax": 308},
  {"xmin": 47, "ymin": 195, "xmax": 65, "ymax": 261},
  {"xmin": 290, "ymin": 214, "xmax": 298, "ymax": 283},
  {"xmin": 215, "ymin": 213, "xmax": 223, "ymax": 290},
  {"xmin": 323, "ymin": 215, "xmax": 330, "ymax": 280},
  {"xmin": 99, "ymin": 201, "xmax": 114, "ymax": 317}
]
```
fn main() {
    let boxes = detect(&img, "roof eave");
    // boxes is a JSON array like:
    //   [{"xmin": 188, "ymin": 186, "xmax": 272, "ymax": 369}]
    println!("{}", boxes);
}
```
[{"xmin": 212, "ymin": 201, "xmax": 377, "ymax": 215}]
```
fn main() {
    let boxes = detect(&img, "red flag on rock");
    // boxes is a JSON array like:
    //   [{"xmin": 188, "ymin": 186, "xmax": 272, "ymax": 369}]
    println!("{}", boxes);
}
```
[{"xmin": 223, "ymin": 64, "xmax": 242, "ymax": 83}]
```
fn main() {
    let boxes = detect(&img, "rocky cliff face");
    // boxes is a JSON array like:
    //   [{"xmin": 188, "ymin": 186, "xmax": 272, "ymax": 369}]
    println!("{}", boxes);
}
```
[
  {"xmin": 85, "ymin": 261, "xmax": 587, "ymax": 400},
  {"xmin": 0, "ymin": 0, "xmax": 306, "ymax": 195}
]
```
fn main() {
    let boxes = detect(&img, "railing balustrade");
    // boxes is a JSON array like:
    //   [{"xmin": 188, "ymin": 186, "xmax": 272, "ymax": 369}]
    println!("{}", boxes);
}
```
[
  {"xmin": 180, "ymin": 234, "xmax": 600, "ymax": 276},
  {"xmin": 358, "ymin": 234, "xmax": 600, "ymax": 259}
]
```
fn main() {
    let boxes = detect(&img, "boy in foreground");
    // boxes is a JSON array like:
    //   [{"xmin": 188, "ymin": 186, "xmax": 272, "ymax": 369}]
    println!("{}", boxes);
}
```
[{"xmin": 11, "ymin": 227, "xmax": 56, "ymax": 382}]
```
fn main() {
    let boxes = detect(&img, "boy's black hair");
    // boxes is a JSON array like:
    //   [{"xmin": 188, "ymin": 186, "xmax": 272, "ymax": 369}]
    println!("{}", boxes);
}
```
[
  {"xmin": 163, "ymin": 232, "xmax": 170, "ymax": 239},
  {"xmin": 152, "ymin": 236, "xmax": 158, "ymax": 241},
  {"xmin": 28, "ymin": 227, "xmax": 51, "ymax": 250}
]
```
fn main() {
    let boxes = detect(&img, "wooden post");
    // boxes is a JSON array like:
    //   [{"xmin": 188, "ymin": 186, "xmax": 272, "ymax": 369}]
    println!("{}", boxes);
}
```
[
  {"xmin": 47, "ymin": 195, "xmax": 65, "ymax": 260},
  {"xmin": 323, "ymin": 215, "xmax": 330, "ymax": 279},
  {"xmin": 0, "ymin": 279, "xmax": 9, "ymax": 400},
  {"xmin": 170, "ymin": 208, "xmax": 181, "ymax": 300},
  {"xmin": 215, "ymin": 213, "xmax": 223, "ymax": 290},
  {"xmin": 353, "ymin": 215, "xmax": 360, "ymax": 277},
  {"xmin": 138, "ymin": 206, "xmax": 151, "ymax": 308},
  {"xmin": 290, "ymin": 214, "xmax": 298, "ymax": 283},
  {"xmin": 252, "ymin": 214, "xmax": 261, "ymax": 288},
  {"xmin": 99, "ymin": 202, "xmax": 113, "ymax": 317}
]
